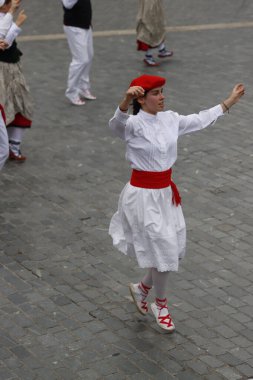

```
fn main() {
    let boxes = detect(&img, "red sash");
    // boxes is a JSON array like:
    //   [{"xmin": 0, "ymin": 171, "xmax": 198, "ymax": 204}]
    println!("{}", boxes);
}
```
[{"xmin": 130, "ymin": 168, "xmax": 181, "ymax": 206}]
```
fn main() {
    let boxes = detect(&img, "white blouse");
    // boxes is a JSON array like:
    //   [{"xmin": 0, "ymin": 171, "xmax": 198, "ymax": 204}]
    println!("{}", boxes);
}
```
[
  {"xmin": 109, "ymin": 105, "xmax": 224, "ymax": 172},
  {"xmin": 0, "ymin": 12, "xmax": 12, "ymax": 39},
  {"xmin": 0, "ymin": 13, "xmax": 21, "ymax": 46}
]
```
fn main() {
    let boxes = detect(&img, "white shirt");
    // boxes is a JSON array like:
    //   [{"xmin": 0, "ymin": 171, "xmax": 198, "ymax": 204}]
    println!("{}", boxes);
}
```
[
  {"xmin": 109, "ymin": 105, "xmax": 224, "ymax": 172},
  {"xmin": 0, "ymin": 12, "xmax": 21, "ymax": 46},
  {"xmin": 0, "ymin": 12, "xmax": 12, "ymax": 39},
  {"xmin": 61, "ymin": 0, "xmax": 79, "ymax": 9}
]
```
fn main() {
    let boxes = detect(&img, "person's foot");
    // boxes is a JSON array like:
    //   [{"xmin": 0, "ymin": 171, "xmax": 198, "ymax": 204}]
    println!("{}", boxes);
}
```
[
  {"xmin": 129, "ymin": 283, "xmax": 149, "ymax": 315},
  {"xmin": 151, "ymin": 299, "xmax": 175, "ymax": 332},
  {"xmin": 70, "ymin": 97, "xmax": 86, "ymax": 106},
  {"xmin": 158, "ymin": 48, "xmax": 173, "ymax": 58},
  {"xmin": 9, "ymin": 149, "xmax": 26, "ymax": 162},
  {"xmin": 80, "ymin": 89, "xmax": 96, "ymax": 100},
  {"xmin": 143, "ymin": 55, "xmax": 159, "ymax": 67}
]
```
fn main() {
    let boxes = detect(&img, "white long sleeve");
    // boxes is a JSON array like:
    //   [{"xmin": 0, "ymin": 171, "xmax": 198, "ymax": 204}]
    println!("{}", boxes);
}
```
[
  {"xmin": 4, "ymin": 22, "xmax": 21, "ymax": 46},
  {"xmin": 108, "ymin": 107, "xmax": 130, "ymax": 140},
  {"xmin": 61, "ymin": 0, "xmax": 79, "ymax": 9},
  {"xmin": 178, "ymin": 104, "xmax": 223, "ymax": 136}
]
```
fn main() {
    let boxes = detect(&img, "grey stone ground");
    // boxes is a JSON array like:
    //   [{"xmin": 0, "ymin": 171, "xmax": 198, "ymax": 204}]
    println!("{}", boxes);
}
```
[{"xmin": 1, "ymin": 0, "xmax": 253, "ymax": 379}]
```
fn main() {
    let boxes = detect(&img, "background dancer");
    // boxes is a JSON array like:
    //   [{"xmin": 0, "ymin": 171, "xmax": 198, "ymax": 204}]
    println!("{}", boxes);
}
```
[
  {"xmin": 0, "ymin": 0, "xmax": 32, "ymax": 162},
  {"xmin": 136, "ymin": 0, "xmax": 173, "ymax": 67},
  {"xmin": 61, "ymin": 0, "xmax": 96, "ymax": 106}
]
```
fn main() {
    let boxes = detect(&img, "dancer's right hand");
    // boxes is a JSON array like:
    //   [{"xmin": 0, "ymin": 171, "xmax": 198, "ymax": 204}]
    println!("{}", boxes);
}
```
[{"xmin": 15, "ymin": 9, "xmax": 27, "ymax": 27}]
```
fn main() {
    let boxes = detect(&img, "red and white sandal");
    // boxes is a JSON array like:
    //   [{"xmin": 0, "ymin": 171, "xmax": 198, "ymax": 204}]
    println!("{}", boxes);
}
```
[
  {"xmin": 151, "ymin": 299, "xmax": 175, "ymax": 332},
  {"xmin": 129, "ymin": 283, "xmax": 149, "ymax": 315}
]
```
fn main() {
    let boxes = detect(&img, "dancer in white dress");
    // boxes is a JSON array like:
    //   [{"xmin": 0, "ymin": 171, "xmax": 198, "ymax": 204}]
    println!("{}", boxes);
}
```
[{"xmin": 108, "ymin": 75, "xmax": 244, "ymax": 332}]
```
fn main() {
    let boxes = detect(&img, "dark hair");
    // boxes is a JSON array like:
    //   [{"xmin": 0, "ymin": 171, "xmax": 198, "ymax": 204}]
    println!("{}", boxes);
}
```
[
  {"xmin": 132, "ymin": 90, "xmax": 147, "ymax": 115},
  {"xmin": 4, "ymin": 0, "xmax": 12, "ymax": 5}
]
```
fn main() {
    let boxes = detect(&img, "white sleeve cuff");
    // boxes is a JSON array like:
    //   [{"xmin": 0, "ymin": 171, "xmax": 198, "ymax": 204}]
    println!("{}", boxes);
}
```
[
  {"xmin": 213, "ymin": 104, "xmax": 224, "ymax": 117},
  {"xmin": 114, "ymin": 107, "xmax": 130, "ymax": 123}
]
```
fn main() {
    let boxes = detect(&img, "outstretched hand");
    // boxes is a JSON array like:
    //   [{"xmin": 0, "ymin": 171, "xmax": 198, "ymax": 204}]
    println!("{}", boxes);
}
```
[
  {"xmin": 15, "ymin": 9, "xmax": 27, "ymax": 27},
  {"xmin": 222, "ymin": 83, "xmax": 245, "ymax": 112},
  {"xmin": 230, "ymin": 83, "xmax": 245, "ymax": 102}
]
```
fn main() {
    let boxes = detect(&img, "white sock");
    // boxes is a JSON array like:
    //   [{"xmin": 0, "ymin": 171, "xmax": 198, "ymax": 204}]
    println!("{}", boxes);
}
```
[
  {"xmin": 141, "ymin": 268, "xmax": 153, "ymax": 288},
  {"xmin": 8, "ymin": 127, "xmax": 24, "ymax": 155},
  {"xmin": 7, "ymin": 127, "xmax": 24, "ymax": 143},
  {"xmin": 140, "ymin": 268, "xmax": 170, "ymax": 300},
  {"xmin": 158, "ymin": 42, "xmax": 165, "ymax": 52},
  {"xmin": 152, "ymin": 268, "xmax": 170, "ymax": 300}
]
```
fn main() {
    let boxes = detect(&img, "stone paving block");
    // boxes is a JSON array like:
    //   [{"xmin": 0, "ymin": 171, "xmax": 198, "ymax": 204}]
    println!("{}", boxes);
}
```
[
  {"xmin": 217, "ymin": 352, "xmax": 243, "ymax": 367},
  {"xmin": 0, "ymin": 367, "xmax": 15, "ymax": 380},
  {"xmin": 199, "ymin": 355, "xmax": 224, "ymax": 369},
  {"xmin": 33, "ymin": 367, "xmax": 59, "ymax": 380},
  {"xmin": 150, "ymin": 371, "xmax": 177, "ymax": 380},
  {"xmin": 10, "ymin": 346, "xmax": 31, "ymax": 360},
  {"xmin": 231, "ymin": 335, "xmax": 253, "ymax": 348},
  {"xmin": 214, "ymin": 325, "xmax": 238, "ymax": 339},
  {"xmin": 0, "ymin": 334, "xmax": 16, "ymax": 349},
  {"xmin": 77, "ymin": 368, "xmax": 101, "ymax": 379},
  {"xmin": 0, "ymin": 348, "xmax": 12, "ymax": 361},
  {"xmin": 124, "ymin": 373, "xmax": 151, "ymax": 380},
  {"xmin": 11, "ymin": 365, "xmax": 37, "ymax": 380},
  {"xmin": 203, "ymin": 374, "xmax": 228, "ymax": 380},
  {"xmin": 176, "ymin": 369, "xmax": 204, "ymax": 380},
  {"xmin": 186, "ymin": 358, "xmax": 210, "ymax": 375},
  {"xmin": 240, "ymin": 328, "xmax": 253, "ymax": 342},
  {"xmin": 104, "ymin": 373, "xmax": 128, "ymax": 380},
  {"xmin": 215, "ymin": 366, "xmax": 243, "ymax": 380}
]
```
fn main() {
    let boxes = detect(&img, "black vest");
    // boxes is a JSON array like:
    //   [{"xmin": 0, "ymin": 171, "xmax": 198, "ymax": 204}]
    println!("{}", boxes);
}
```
[
  {"xmin": 0, "ymin": 40, "xmax": 22, "ymax": 63},
  {"xmin": 63, "ymin": 0, "xmax": 92, "ymax": 29}
]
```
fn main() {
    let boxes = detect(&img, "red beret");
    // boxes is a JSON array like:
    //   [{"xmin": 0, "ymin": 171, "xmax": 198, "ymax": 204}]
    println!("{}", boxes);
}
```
[{"xmin": 129, "ymin": 74, "xmax": 166, "ymax": 91}]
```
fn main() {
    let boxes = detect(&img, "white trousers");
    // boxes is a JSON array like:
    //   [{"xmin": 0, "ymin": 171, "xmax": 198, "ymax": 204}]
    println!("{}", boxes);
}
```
[
  {"xmin": 0, "ymin": 115, "xmax": 8, "ymax": 170},
  {"xmin": 64, "ymin": 26, "xmax": 94, "ymax": 102}
]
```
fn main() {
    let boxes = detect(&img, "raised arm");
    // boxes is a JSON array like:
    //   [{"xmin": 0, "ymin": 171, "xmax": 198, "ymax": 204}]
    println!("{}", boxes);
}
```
[
  {"xmin": 109, "ymin": 86, "xmax": 144, "ymax": 140},
  {"xmin": 178, "ymin": 83, "xmax": 245, "ymax": 136},
  {"xmin": 3, "ymin": 9, "xmax": 26, "ymax": 46}
]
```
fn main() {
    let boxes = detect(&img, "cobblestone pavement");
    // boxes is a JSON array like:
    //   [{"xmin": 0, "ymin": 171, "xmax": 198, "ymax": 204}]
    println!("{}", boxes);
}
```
[{"xmin": 1, "ymin": 1, "xmax": 253, "ymax": 379}]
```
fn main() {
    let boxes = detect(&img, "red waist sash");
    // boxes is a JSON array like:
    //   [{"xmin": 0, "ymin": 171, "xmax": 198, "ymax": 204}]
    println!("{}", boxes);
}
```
[{"xmin": 130, "ymin": 168, "xmax": 181, "ymax": 206}]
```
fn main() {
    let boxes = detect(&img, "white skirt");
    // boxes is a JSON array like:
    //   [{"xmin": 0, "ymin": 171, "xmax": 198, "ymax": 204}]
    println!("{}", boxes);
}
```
[{"xmin": 109, "ymin": 182, "xmax": 186, "ymax": 272}]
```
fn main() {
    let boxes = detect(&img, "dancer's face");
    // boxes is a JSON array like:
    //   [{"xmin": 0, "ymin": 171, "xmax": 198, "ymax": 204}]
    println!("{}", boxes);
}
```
[{"xmin": 138, "ymin": 87, "xmax": 165, "ymax": 115}]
